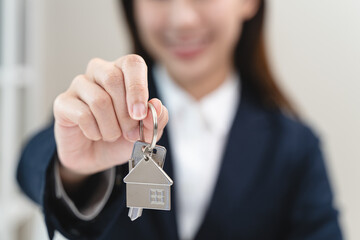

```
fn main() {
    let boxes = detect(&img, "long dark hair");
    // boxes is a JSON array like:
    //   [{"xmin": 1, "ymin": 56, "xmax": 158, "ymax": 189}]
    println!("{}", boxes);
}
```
[{"xmin": 119, "ymin": 0, "xmax": 296, "ymax": 116}]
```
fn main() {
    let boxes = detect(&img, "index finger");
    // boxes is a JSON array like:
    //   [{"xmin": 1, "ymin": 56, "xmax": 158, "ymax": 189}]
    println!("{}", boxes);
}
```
[{"xmin": 115, "ymin": 54, "xmax": 149, "ymax": 120}]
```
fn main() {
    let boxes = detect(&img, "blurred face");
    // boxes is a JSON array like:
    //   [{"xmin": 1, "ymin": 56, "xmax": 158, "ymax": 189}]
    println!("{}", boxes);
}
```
[{"xmin": 134, "ymin": 0, "xmax": 259, "ymax": 85}]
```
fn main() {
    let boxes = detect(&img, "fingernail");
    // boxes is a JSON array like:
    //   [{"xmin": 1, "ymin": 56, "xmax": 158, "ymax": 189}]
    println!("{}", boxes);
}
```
[{"xmin": 132, "ymin": 103, "xmax": 147, "ymax": 120}]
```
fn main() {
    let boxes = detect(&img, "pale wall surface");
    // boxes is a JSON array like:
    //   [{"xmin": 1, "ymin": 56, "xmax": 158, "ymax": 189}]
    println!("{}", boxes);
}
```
[
  {"xmin": 18, "ymin": 0, "xmax": 360, "ymax": 239},
  {"xmin": 267, "ymin": 1, "xmax": 360, "ymax": 239}
]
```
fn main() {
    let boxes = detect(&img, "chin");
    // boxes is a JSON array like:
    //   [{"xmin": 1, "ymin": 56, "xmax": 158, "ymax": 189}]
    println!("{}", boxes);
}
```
[{"xmin": 166, "ymin": 59, "xmax": 211, "ymax": 83}]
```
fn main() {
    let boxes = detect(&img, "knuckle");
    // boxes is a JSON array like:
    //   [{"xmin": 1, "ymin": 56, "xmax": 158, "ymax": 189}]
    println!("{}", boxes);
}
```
[
  {"xmin": 71, "ymin": 74, "xmax": 86, "ymax": 87},
  {"xmin": 88, "ymin": 57, "xmax": 102, "ymax": 68},
  {"xmin": 102, "ymin": 71, "xmax": 122, "ymax": 88},
  {"xmin": 78, "ymin": 109, "xmax": 92, "ymax": 127},
  {"xmin": 90, "ymin": 93, "xmax": 112, "ymax": 110},
  {"xmin": 53, "ymin": 93, "xmax": 65, "ymax": 110},
  {"xmin": 124, "ymin": 54, "xmax": 146, "ymax": 66},
  {"xmin": 127, "ymin": 82, "xmax": 147, "ymax": 95},
  {"xmin": 53, "ymin": 93, "xmax": 69, "ymax": 115}
]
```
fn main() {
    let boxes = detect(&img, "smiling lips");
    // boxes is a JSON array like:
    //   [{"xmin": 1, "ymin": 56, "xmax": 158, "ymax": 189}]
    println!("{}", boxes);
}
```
[{"xmin": 167, "ymin": 37, "xmax": 209, "ymax": 60}]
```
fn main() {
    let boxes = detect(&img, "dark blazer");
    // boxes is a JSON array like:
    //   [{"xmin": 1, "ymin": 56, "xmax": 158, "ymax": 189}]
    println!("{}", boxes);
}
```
[{"xmin": 17, "ymin": 68, "xmax": 343, "ymax": 240}]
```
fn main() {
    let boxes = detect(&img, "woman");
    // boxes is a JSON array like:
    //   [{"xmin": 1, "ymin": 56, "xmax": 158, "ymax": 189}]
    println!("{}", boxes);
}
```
[{"xmin": 17, "ymin": 0, "xmax": 343, "ymax": 239}]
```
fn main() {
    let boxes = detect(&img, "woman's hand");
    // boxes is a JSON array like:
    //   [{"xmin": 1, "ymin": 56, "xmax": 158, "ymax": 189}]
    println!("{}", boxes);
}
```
[{"xmin": 53, "ymin": 55, "xmax": 168, "ymax": 187}]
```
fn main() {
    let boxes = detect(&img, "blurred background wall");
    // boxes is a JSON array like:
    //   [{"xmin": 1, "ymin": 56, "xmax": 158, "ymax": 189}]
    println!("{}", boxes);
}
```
[{"xmin": 0, "ymin": 0, "xmax": 359, "ymax": 239}]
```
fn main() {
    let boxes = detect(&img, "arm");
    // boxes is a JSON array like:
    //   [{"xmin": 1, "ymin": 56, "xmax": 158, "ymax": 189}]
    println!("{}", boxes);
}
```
[
  {"xmin": 54, "ymin": 158, "xmax": 116, "ymax": 221},
  {"xmin": 17, "ymin": 55, "xmax": 168, "ymax": 239},
  {"xmin": 287, "ymin": 131, "xmax": 343, "ymax": 240},
  {"xmin": 17, "ymin": 124, "xmax": 128, "ymax": 239}
]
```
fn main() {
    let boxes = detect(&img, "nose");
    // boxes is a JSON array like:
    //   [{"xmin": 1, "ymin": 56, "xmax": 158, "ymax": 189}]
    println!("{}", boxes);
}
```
[{"xmin": 169, "ymin": 0, "xmax": 200, "ymax": 31}]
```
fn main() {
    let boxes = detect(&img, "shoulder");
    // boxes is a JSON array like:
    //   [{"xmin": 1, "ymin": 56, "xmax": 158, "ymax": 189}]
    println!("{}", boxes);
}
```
[
  {"xmin": 272, "ymin": 110, "xmax": 320, "ymax": 151},
  {"xmin": 241, "ymin": 92, "xmax": 320, "ymax": 153},
  {"xmin": 237, "ymin": 85, "xmax": 322, "ymax": 161},
  {"xmin": 239, "ymin": 86, "xmax": 320, "ymax": 152},
  {"xmin": 266, "ymin": 109, "xmax": 323, "ymax": 170}
]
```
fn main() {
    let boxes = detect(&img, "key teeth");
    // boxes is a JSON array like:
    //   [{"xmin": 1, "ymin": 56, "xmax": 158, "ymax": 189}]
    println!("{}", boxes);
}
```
[
  {"xmin": 130, "ymin": 215, "xmax": 140, "ymax": 221},
  {"xmin": 128, "ymin": 208, "xmax": 143, "ymax": 221}
]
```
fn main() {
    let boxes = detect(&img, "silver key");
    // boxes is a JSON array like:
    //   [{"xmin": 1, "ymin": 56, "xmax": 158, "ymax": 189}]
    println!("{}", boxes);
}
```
[
  {"xmin": 124, "ymin": 103, "xmax": 173, "ymax": 221},
  {"xmin": 128, "ymin": 141, "xmax": 166, "ymax": 171}
]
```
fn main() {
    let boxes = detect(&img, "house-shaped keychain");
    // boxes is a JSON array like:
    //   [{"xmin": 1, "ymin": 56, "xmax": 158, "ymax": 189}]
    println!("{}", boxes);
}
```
[{"xmin": 124, "ymin": 157, "xmax": 173, "ymax": 210}]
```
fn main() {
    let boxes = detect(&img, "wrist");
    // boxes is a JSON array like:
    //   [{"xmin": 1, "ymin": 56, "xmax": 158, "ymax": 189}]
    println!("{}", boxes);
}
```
[{"xmin": 58, "ymin": 162, "xmax": 91, "ymax": 193}]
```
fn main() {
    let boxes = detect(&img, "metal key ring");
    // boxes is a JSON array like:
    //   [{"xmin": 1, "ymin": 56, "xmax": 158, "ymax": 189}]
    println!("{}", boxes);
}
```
[{"xmin": 139, "ymin": 102, "xmax": 158, "ymax": 152}]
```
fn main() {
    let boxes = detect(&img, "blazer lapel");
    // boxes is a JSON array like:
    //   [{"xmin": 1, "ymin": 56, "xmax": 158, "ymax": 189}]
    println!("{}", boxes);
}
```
[{"xmin": 194, "ymin": 82, "xmax": 273, "ymax": 239}]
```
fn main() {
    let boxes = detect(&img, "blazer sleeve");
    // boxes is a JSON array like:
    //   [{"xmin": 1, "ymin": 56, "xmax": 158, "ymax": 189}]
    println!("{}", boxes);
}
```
[
  {"xmin": 287, "ymin": 129, "xmax": 343, "ymax": 240},
  {"xmin": 16, "ymin": 123, "xmax": 128, "ymax": 240}
]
